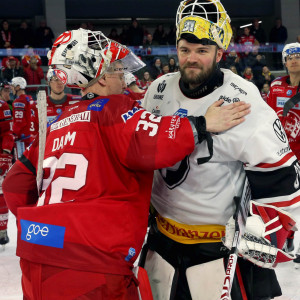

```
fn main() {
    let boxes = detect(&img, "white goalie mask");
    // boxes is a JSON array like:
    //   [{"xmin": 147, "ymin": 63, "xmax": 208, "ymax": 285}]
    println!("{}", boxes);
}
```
[
  {"xmin": 47, "ymin": 29, "xmax": 145, "ymax": 89},
  {"xmin": 176, "ymin": 0, "xmax": 232, "ymax": 50},
  {"xmin": 282, "ymin": 42, "xmax": 300, "ymax": 65}
]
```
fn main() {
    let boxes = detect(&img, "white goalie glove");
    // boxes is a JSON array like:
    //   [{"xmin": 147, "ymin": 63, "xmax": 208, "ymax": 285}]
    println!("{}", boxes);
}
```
[{"xmin": 223, "ymin": 200, "xmax": 297, "ymax": 269}]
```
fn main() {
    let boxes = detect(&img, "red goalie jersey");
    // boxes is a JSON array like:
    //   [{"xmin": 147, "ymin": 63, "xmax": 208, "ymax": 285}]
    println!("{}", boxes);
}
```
[
  {"xmin": 267, "ymin": 75, "xmax": 300, "ymax": 159},
  {"xmin": 3, "ymin": 94, "xmax": 195, "ymax": 275}
]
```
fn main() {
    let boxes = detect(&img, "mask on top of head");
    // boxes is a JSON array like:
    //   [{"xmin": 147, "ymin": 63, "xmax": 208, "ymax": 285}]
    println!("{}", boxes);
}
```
[
  {"xmin": 176, "ymin": 0, "xmax": 232, "ymax": 50},
  {"xmin": 47, "ymin": 28, "xmax": 145, "ymax": 89}
]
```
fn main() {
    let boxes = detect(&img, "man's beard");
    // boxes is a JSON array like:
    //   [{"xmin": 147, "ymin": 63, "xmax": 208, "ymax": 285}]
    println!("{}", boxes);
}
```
[{"xmin": 179, "ymin": 57, "xmax": 217, "ymax": 87}]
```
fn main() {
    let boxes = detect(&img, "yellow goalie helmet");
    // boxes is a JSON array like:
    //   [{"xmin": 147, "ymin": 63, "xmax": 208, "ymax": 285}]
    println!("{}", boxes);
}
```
[{"xmin": 176, "ymin": 0, "xmax": 232, "ymax": 50}]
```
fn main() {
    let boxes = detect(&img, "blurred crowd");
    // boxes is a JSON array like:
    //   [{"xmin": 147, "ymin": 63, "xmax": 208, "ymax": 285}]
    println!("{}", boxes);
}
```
[{"xmin": 0, "ymin": 17, "xmax": 299, "ymax": 102}]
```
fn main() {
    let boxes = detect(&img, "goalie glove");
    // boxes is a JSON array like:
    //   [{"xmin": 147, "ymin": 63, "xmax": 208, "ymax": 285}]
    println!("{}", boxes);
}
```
[{"xmin": 223, "ymin": 200, "xmax": 297, "ymax": 269}]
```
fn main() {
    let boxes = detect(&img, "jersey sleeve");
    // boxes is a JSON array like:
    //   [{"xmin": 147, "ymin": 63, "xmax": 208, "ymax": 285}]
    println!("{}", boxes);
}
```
[
  {"xmin": 237, "ymin": 94, "xmax": 300, "ymax": 213},
  {"xmin": 107, "ymin": 95, "xmax": 195, "ymax": 171}
]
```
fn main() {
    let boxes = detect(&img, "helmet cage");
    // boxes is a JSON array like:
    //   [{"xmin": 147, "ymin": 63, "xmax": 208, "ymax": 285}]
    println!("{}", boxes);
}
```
[
  {"xmin": 48, "ymin": 29, "xmax": 145, "ymax": 88},
  {"xmin": 176, "ymin": 0, "xmax": 232, "ymax": 50}
]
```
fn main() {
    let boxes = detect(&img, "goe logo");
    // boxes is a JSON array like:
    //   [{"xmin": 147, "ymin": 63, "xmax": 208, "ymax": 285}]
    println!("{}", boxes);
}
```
[
  {"xmin": 26, "ymin": 224, "xmax": 49, "ymax": 240},
  {"xmin": 21, "ymin": 220, "xmax": 66, "ymax": 248}
]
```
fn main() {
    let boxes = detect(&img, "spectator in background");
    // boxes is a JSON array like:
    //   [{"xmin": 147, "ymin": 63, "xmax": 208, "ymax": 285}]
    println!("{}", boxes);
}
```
[
  {"xmin": 0, "ymin": 20, "xmax": 15, "ymax": 49},
  {"xmin": 140, "ymin": 71, "xmax": 153, "ymax": 90},
  {"xmin": 128, "ymin": 18, "xmax": 144, "ymax": 46},
  {"xmin": 157, "ymin": 63, "xmax": 169, "ymax": 78},
  {"xmin": 221, "ymin": 49, "xmax": 243, "ymax": 75},
  {"xmin": 229, "ymin": 65, "xmax": 239, "ymax": 75},
  {"xmin": 166, "ymin": 25, "xmax": 176, "ymax": 45},
  {"xmin": 119, "ymin": 24, "xmax": 130, "ymax": 45},
  {"xmin": 108, "ymin": 28, "xmax": 121, "ymax": 43},
  {"xmin": 251, "ymin": 18, "xmax": 266, "ymax": 44},
  {"xmin": 35, "ymin": 20, "xmax": 54, "ymax": 48},
  {"xmin": 297, "ymin": 35, "xmax": 300, "ymax": 43},
  {"xmin": 269, "ymin": 18, "xmax": 288, "ymax": 45},
  {"xmin": 149, "ymin": 57, "xmax": 163, "ymax": 79},
  {"xmin": 21, "ymin": 53, "xmax": 42, "ymax": 68},
  {"xmin": 256, "ymin": 65, "xmax": 275, "ymax": 90},
  {"xmin": 168, "ymin": 57, "xmax": 178, "ymax": 72},
  {"xmin": 242, "ymin": 46, "xmax": 267, "ymax": 78},
  {"xmin": 242, "ymin": 66, "xmax": 255, "ymax": 83},
  {"xmin": 144, "ymin": 33, "xmax": 159, "ymax": 55},
  {"xmin": 238, "ymin": 26, "xmax": 257, "ymax": 57},
  {"xmin": 23, "ymin": 56, "xmax": 44, "ymax": 98},
  {"xmin": 153, "ymin": 24, "xmax": 167, "ymax": 45},
  {"xmin": 269, "ymin": 18, "xmax": 288, "ymax": 69},
  {"xmin": 261, "ymin": 82, "xmax": 270, "ymax": 102},
  {"xmin": 1, "ymin": 56, "xmax": 24, "ymax": 82},
  {"xmin": 15, "ymin": 21, "xmax": 34, "ymax": 48}
]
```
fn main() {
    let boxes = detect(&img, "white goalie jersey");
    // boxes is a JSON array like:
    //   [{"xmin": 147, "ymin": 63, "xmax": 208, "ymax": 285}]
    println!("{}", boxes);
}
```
[{"xmin": 142, "ymin": 69, "xmax": 300, "ymax": 232}]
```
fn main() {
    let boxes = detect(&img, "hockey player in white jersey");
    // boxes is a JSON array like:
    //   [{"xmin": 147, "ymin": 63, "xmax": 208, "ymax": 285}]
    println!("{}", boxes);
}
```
[{"xmin": 140, "ymin": 1, "xmax": 300, "ymax": 299}]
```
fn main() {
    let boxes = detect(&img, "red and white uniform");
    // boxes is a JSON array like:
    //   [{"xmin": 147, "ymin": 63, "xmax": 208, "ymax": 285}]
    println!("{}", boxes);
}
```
[
  {"xmin": 12, "ymin": 94, "xmax": 38, "ymax": 145},
  {"xmin": 238, "ymin": 34, "xmax": 256, "ymax": 55},
  {"xmin": 46, "ymin": 94, "xmax": 81, "ymax": 124},
  {"xmin": 3, "ymin": 94, "xmax": 195, "ymax": 275},
  {"xmin": 267, "ymin": 75, "xmax": 300, "ymax": 159},
  {"xmin": 0, "ymin": 100, "xmax": 13, "ymax": 232}
]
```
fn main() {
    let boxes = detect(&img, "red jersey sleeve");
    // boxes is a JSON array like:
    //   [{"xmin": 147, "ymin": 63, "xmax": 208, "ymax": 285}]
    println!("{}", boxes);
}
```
[{"xmin": 104, "ymin": 95, "xmax": 195, "ymax": 171}]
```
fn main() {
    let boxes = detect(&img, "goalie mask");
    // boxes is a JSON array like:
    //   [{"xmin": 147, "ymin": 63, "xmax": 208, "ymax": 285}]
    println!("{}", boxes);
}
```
[
  {"xmin": 47, "ymin": 29, "xmax": 145, "ymax": 88},
  {"xmin": 282, "ymin": 42, "xmax": 300, "ymax": 66},
  {"xmin": 176, "ymin": 0, "xmax": 232, "ymax": 50}
]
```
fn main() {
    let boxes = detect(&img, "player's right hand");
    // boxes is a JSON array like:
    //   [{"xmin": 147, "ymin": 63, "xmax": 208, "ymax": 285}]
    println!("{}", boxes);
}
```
[{"xmin": 205, "ymin": 99, "xmax": 251, "ymax": 132}]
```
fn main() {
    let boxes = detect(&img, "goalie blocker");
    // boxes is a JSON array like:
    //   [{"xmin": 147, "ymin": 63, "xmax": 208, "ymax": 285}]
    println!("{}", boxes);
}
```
[{"xmin": 223, "ymin": 200, "xmax": 297, "ymax": 269}]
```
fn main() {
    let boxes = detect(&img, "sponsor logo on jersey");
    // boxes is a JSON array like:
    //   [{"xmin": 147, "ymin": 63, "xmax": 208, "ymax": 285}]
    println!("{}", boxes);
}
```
[
  {"xmin": 13, "ymin": 102, "xmax": 25, "ymax": 108},
  {"xmin": 219, "ymin": 95, "xmax": 240, "ymax": 103},
  {"xmin": 87, "ymin": 98, "xmax": 109, "ymax": 111},
  {"xmin": 124, "ymin": 90, "xmax": 130, "ymax": 95},
  {"xmin": 276, "ymin": 97, "xmax": 288, "ymax": 107},
  {"xmin": 56, "ymin": 108, "xmax": 62, "ymax": 114},
  {"xmin": 20, "ymin": 219, "xmax": 65, "ymax": 249},
  {"xmin": 125, "ymin": 247, "xmax": 136, "ymax": 262},
  {"xmin": 272, "ymin": 87, "xmax": 285, "ymax": 93},
  {"xmin": 277, "ymin": 145, "xmax": 291, "ymax": 157},
  {"xmin": 50, "ymin": 111, "xmax": 91, "ymax": 131},
  {"xmin": 287, "ymin": 90, "xmax": 293, "ymax": 96},
  {"xmin": 230, "ymin": 82, "xmax": 247, "ymax": 95},
  {"xmin": 4, "ymin": 110, "xmax": 11, "ymax": 117},
  {"xmin": 157, "ymin": 80, "xmax": 167, "ymax": 93},
  {"xmin": 273, "ymin": 119, "xmax": 287, "ymax": 143},
  {"xmin": 168, "ymin": 116, "xmax": 181, "ymax": 139},
  {"xmin": 121, "ymin": 106, "xmax": 142, "ymax": 123},
  {"xmin": 271, "ymin": 80, "xmax": 282, "ymax": 87},
  {"xmin": 174, "ymin": 108, "xmax": 188, "ymax": 118},
  {"xmin": 153, "ymin": 94, "xmax": 164, "ymax": 100}
]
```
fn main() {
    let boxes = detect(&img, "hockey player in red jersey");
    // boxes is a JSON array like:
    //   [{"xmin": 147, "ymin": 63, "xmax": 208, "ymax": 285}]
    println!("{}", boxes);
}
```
[
  {"xmin": 46, "ymin": 68, "xmax": 81, "ymax": 124},
  {"xmin": 124, "ymin": 72, "xmax": 146, "ymax": 102},
  {"xmin": 267, "ymin": 42, "xmax": 300, "ymax": 269},
  {"xmin": 2, "ymin": 28, "xmax": 250, "ymax": 300},
  {"xmin": 10, "ymin": 77, "xmax": 38, "ymax": 158},
  {"xmin": 267, "ymin": 43, "xmax": 300, "ymax": 158},
  {"xmin": 0, "ymin": 98, "xmax": 14, "ymax": 246},
  {"xmin": 140, "ymin": 1, "xmax": 300, "ymax": 299}
]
